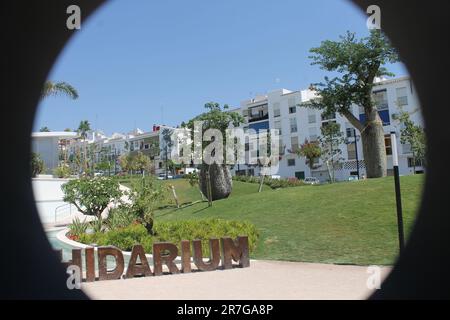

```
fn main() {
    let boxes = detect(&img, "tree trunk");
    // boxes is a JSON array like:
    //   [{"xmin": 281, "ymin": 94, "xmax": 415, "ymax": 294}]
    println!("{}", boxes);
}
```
[
  {"xmin": 199, "ymin": 163, "xmax": 232, "ymax": 201},
  {"xmin": 360, "ymin": 111, "xmax": 387, "ymax": 178}
]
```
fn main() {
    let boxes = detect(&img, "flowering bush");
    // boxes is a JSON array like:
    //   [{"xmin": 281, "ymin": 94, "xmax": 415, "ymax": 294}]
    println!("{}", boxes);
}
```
[{"xmin": 62, "ymin": 176, "xmax": 123, "ymax": 218}]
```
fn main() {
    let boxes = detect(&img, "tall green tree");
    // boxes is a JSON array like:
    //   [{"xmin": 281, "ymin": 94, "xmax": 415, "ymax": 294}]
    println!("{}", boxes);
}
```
[
  {"xmin": 393, "ymin": 110, "xmax": 426, "ymax": 173},
  {"xmin": 183, "ymin": 102, "xmax": 244, "ymax": 200},
  {"xmin": 319, "ymin": 122, "xmax": 345, "ymax": 183},
  {"xmin": 77, "ymin": 120, "xmax": 91, "ymax": 175},
  {"xmin": 302, "ymin": 30, "xmax": 399, "ymax": 178},
  {"xmin": 41, "ymin": 81, "xmax": 79, "ymax": 100}
]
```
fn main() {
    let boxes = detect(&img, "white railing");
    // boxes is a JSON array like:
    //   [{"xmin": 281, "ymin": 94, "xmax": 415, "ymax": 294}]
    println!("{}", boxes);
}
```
[{"xmin": 54, "ymin": 203, "xmax": 74, "ymax": 223}]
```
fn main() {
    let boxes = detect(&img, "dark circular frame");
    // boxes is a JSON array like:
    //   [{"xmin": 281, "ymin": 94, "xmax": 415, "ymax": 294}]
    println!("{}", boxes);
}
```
[{"xmin": 1, "ymin": 0, "xmax": 449, "ymax": 299}]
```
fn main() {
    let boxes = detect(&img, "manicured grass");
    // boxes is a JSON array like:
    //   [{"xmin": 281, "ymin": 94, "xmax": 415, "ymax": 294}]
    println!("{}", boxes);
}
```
[{"xmin": 154, "ymin": 175, "xmax": 424, "ymax": 265}]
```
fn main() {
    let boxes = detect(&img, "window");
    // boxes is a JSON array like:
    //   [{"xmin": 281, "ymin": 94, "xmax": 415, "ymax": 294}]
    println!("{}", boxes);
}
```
[
  {"xmin": 396, "ymin": 87, "xmax": 408, "ymax": 106},
  {"xmin": 408, "ymin": 157, "xmax": 424, "ymax": 168},
  {"xmin": 347, "ymin": 128, "xmax": 358, "ymax": 138},
  {"xmin": 308, "ymin": 127, "xmax": 318, "ymax": 142},
  {"xmin": 290, "ymin": 118, "xmax": 297, "ymax": 133},
  {"xmin": 245, "ymin": 142, "xmax": 251, "ymax": 151},
  {"xmin": 273, "ymin": 103, "xmax": 281, "ymax": 117},
  {"xmin": 289, "ymin": 106, "xmax": 296, "ymax": 114},
  {"xmin": 308, "ymin": 114, "xmax": 316, "ymax": 124},
  {"xmin": 287, "ymin": 158, "xmax": 296, "ymax": 166},
  {"xmin": 347, "ymin": 143, "xmax": 356, "ymax": 160},
  {"xmin": 373, "ymin": 89, "xmax": 388, "ymax": 111},
  {"xmin": 144, "ymin": 144, "xmax": 149, "ymax": 149},
  {"xmin": 274, "ymin": 120, "xmax": 282, "ymax": 135},
  {"xmin": 295, "ymin": 171, "xmax": 305, "ymax": 180},
  {"xmin": 321, "ymin": 112, "xmax": 336, "ymax": 121},
  {"xmin": 384, "ymin": 135, "xmax": 392, "ymax": 155},
  {"xmin": 291, "ymin": 136, "xmax": 299, "ymax": 152}
]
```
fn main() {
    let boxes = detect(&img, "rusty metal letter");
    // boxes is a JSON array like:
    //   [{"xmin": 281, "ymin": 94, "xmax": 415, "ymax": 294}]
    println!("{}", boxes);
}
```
[
  {"xmin": 98, "ymin": 246, "xmax": 125, "ymax": 281},
  {"xmin": 221, "ymin": 236, "xmax": 250, "ymax": 269},
  {"xmin": 125, "ymin": 245, "xmax": 153, "ymax": 278},
  {"xmin": 153, "ymin": 242, "xmax": 180, "ymax": 276},
  {"xmin": 180, "ymin": 240, "xmax": 192, "ymax": 273},
  {"xmin": 192, "ymin": 239, "xmax": 221, "ymax": 271},
  {"xmin": 85, "ymin": 247, "xmax": 96, "ymax": 282}
]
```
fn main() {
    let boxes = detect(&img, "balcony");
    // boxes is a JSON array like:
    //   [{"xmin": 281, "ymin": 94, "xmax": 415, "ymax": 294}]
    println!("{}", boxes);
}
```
[{"xmin": 248, "ymin": 104, "xmax": 269, "ymax": 123}]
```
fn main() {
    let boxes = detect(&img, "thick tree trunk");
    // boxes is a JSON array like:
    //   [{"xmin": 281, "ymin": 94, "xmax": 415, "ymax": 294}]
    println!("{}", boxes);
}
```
[
  {"xmin": 360, "ymin": 111, "xmax": 387, "ymax": 178},
  {"xmin": 199, "ymin": 163, "xmax": 232, "ymax": 201}
]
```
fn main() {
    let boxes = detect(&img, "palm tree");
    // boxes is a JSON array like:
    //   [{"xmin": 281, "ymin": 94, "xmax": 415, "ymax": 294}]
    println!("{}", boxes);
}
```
[
  {"xmin": 41, "ymin": 81, "xmax": 79, "ymax": 100},
  {"xmin": 77, "ymin": 120, "xmax": 91, "ymax": 175}
]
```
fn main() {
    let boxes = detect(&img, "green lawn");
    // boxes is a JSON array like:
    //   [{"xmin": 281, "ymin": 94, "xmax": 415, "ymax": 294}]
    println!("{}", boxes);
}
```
[{"xmin": 152, "ymin": 175, "xmax": 423, "ymax": 266}]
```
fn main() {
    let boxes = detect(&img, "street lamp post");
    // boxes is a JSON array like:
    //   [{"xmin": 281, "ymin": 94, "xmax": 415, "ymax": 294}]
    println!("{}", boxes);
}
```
[{"xmin": 391, "ymin": 131, "xmax": 405, "ymax": 254}]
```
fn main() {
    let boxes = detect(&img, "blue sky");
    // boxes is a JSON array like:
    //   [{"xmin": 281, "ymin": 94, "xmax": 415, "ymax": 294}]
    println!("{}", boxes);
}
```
[{"xmin": 35, "ymin": 0, "xmax": 408, "ymax": 135}]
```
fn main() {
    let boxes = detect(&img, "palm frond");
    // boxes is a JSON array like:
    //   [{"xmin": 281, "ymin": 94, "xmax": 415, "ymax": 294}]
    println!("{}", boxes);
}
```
[{"xmin": 41, "ymin": 81, "xmax": 79, "ymax": 100}]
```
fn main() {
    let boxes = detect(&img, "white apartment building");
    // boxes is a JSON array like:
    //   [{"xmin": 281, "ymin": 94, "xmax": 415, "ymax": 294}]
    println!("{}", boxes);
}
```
[
  {"xmin": 66, "ymin": 126, "xmax": 178, "ymax": 176},
  {"xmin": 232, "ymin": 76, "xmax": 424, "ymax": 182}
]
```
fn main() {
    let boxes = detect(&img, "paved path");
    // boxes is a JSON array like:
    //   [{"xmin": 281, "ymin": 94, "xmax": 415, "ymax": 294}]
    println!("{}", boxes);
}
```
[{"xmin": 82, "ymin": 260, "xmax": 390, "ymax": 300}]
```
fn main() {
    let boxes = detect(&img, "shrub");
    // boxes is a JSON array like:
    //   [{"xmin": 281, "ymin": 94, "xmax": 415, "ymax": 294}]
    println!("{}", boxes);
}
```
[
  {"xmin": 90, "ymin": 217, "xmax": 104, "ymax": 233},
  {"xmin": 105, "ymin": 206, "xmax": 139, "ymax": 231},
  {"xmin": 80, "ymin": 223, "xmax": 150, "ymax": 251},
  {"xmin": 53, "ymin": 164, "xmax": 71, "ymax": 178},
  {"xmin": 232, "ymin": 175, "xmax": 304, "ymax": 189},
  {"xmin": 125, "ymin": 176, "xmax": 170, "ymax": 234},
  {"xmin": 31, "ymin": 152, "xmax": 45, "ymax": 177},
  {"xmin": 67, "ymin": 217, "xmax": 89, "ymax": 240},
  {"xmin": 78, "ymin": 219, "xmax": 259, "ymax": 256},
  {"xmin": 154, "ymin": 219, "xmax": 259, "ymax": 256}
]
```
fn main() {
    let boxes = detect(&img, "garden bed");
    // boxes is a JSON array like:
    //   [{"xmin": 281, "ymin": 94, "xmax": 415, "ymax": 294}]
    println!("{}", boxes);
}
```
[{"xmin": 67, "ymin": 218, "xmax": 259, "ymax": 257}]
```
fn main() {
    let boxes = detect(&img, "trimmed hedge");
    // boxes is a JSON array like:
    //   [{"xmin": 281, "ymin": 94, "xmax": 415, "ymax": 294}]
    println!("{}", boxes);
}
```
[
  {"xmin": 79, "ymin": 218, "xmax": 259, "ymax": 256},
  {"xmin": 233, "ymin": 175, "xmax": 304, "ymax": 189}
]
